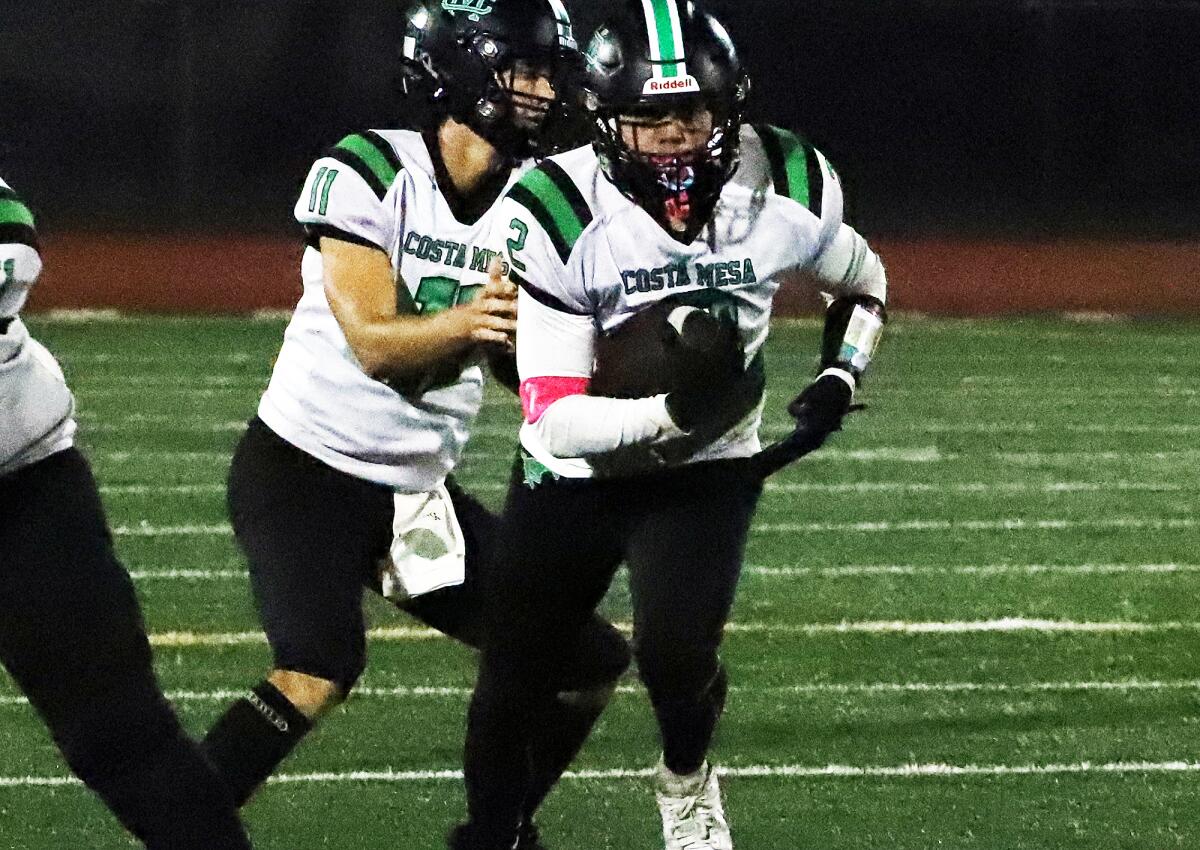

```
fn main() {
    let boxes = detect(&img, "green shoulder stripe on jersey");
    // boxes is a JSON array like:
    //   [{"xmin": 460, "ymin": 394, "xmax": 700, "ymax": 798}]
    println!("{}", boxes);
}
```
[
  {"xmin": 328, "ymin": 131, "xmax": 402, "ymax": 200},
  {"xmin": 0, "ymin": 193, "xmax": 36, "ymax": 229},
  {"xmin": 756, "ymin": 124, "xmax": 824, "ymax": 215},
  {"xmin": 506, "ymin": 161, "xmax": 593, "ymax": 264}
]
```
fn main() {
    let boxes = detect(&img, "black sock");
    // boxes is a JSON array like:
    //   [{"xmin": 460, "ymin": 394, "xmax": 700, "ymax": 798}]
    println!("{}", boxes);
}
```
[{"xmin": 202, "ymin": 680, "xmax": 313, "ymax": 806}]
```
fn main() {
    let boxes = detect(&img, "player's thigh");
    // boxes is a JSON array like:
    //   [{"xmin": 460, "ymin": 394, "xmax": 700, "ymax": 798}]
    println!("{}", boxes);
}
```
[
  {"xmin": 227, "ymin": 420, "xmax": 393, "ymax": 684},
  {"xmin": 403, "ymin": 474, "xmax": 631, "ymax": 686},
  {"xmin": 396, "ymin": 477, "xmax": 494, "ymax": 646},
  {"xmin": 0, "ymin": 449, "xmax": 158, "ymax": 720},
  {"xmin": 482, "ymin": 464, "xmax": 626, "ymax": 670},
  {"xmin": 626, "ymin": 459, "xmax": 762, "ymax": 654}
]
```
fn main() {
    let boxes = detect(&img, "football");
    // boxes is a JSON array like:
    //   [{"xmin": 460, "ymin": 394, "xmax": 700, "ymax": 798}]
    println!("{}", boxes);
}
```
[{"xmin": 589, "ymin": 301, "xmax": 731, "ymax": 399}]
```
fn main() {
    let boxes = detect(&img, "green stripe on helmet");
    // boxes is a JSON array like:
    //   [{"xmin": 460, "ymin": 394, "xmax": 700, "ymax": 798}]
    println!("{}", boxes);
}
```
[
  {"xmin": 335, "ymin": 133, "xmax": 400, "ymax": 192},
  {"xmin": 643, "ymin": 0, "xmax": 685, "ymax": 78}
]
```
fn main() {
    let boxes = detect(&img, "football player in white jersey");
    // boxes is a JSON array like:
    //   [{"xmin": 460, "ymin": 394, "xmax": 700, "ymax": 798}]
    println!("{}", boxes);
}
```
[
  {"xmin": 0, "ymin": 178, "xmax": 253, "ymax": 848},
  {"xmin": 459, "ymin": 2, "xmax": 889, "ymax": 848},
  {"xmin": 199, "ymin": 2, "xmax": 630, "ymax": 847}
]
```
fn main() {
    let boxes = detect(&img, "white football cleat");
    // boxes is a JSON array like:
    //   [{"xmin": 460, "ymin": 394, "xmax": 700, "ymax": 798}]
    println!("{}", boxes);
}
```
[{"xmin": 654, "ymin": 758, "xmax": 733, "ymax": 850}]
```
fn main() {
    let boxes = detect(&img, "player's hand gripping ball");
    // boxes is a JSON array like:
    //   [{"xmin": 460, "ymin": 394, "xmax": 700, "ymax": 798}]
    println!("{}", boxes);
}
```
[{"xmin": 590, "ymin": 301, "xmax": 763, "ymax": 437}]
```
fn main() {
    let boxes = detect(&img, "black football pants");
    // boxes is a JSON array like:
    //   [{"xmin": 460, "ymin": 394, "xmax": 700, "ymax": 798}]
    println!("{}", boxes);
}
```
[
  {"xmin": 226, "ymin": 418, "xmax": 629, "ymax": 693},
  {"xmin": 0, "ymin": 448, "xmax": 251, "ymax": 849},
  {"xmin": 464, "ymin": 454, "xmax": 762, "ymax": 841}
]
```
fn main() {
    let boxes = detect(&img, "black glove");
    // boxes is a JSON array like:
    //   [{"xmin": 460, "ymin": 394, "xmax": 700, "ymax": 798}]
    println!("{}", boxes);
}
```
[
  {"xmin": 753, "ymin": 373, "xmax": 857, "ymax": 477},
  {"xmin": 663, "ymin": 312, "xmax": 761, "ymax": 435},
  {"xmin": 666, "ymin": 363, "xmax": 765, "ymax": 436}
]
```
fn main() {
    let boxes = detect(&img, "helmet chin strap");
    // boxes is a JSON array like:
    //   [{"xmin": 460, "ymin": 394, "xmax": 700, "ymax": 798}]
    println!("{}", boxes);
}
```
[
  {"xmin": 663, "ymin": 192, "xmax": 692, "ymax": 232},
  {"xmin": 646, "ymin": 152, "xmax": 703, "ymax": 234}
]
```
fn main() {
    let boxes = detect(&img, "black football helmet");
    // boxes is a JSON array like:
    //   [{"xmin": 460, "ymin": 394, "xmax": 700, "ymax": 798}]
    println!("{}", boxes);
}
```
[
  {"xmin": 581, "ymin": 0, "xmax": 750, "ymax": 239},
  {"xmin": 400, "ymin": 0, "xmax": 580, "ymax": 158}
]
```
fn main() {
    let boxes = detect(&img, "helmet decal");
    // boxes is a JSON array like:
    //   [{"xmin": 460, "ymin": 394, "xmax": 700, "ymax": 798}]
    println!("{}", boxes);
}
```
[
  {"xmin": 441, "ymin": 0, "xmax": 495, "ymax": 21},
  {"xmin": 639, "ymin": 0, "xmax": 699, "ymax": 94},
  {"xmin": 546, "ymin": 0, "xmax": 578, "ymax": 51}
]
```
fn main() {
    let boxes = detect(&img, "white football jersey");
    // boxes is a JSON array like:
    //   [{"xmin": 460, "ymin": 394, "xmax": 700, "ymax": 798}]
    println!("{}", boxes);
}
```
[
  {"xmin": 500, "ymin": 124, "xmax": 888, "ymax": 477},
  {"xmin": 0, "ymin": 176, "xmax": 76, "ymax": 476},
  {"xmin": 259, "ymin": 129, "xmax": 528, "ymax": 491}
]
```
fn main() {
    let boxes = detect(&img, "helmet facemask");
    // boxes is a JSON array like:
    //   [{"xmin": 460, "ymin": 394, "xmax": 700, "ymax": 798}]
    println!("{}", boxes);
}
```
[
  {"xmin": 475, "ymin": 45, "xmax": 578, "ymax": 158},
  {"xmin": 590, "ymin": 84, "xmax": 747, "ymax": 240}
]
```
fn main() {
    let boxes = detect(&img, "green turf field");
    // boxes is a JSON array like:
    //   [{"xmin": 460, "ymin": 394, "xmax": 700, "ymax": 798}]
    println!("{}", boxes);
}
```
[{"xmin": 3, "ymin": 314, "xmax": 1199, "ymax": 849}]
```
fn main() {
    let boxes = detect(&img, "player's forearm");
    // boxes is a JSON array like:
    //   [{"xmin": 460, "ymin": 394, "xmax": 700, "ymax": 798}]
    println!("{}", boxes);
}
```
[
  {"xmin": 338, "ymin": 310, "xmax": 473, "ymax": 382},
  {"xmin": 528, "ymin": 392, "xmax": 686, "ymax": 458},
  {"xmin": 807, "ymin": 224, "xmax": 888, "ymax": 384}
]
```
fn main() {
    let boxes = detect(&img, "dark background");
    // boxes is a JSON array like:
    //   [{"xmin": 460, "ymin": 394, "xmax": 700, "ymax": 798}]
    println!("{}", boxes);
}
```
[{"xmin": 1, "ymin": 0, "xmax": 1197, "ymax": 239}]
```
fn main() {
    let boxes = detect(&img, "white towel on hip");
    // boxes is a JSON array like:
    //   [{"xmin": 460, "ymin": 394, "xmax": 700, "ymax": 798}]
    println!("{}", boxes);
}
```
[{"xmin": 379, "ymin": 483, "xmax": 466, "ymax": 601}]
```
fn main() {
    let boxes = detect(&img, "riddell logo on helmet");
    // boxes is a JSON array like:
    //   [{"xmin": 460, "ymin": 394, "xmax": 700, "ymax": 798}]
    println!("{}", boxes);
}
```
[{"xmin": 643, "ymin": 75, "xmax": 702, "ymax": 95}]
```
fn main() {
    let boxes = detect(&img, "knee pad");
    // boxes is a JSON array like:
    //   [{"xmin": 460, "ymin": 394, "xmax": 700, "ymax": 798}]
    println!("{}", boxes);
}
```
[
  {"xmin": 559, "ymin": 619, "xmax": 632, "ymax": 692},
  {"xmin": 557, "ymin": 677, "xmax": 629, "ymax": 713}
]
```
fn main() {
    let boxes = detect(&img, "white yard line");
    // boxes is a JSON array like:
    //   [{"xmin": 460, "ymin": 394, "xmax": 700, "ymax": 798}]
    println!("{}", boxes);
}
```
[
  {"xmin": 109, "ymin": 516, "xmax": 1196, "ymax": 537},
  {"xmin": 77, "ymin": 388, "xmax": 251, "ymax": 399},
  {"xmin": 71, "ymin": 619, "xmax": 1200, "ymax": 649},
  {"xmin": 745, "ymin": 563, "xmax": 1200, "ymax": 578},
  {"xmin": 126, "ymin": 569, "xmax": 245, "ymax": 580},
  {"xmin": 124, "ymin": 562, "xmax": 1200, "ymax": 582},
  {"xmin": 6, "ymin": 759, "xmax": 1200, "ymax": 788},
  {"xmin": 863, "ymin": 386, "xmax": 1200, "ymax": 398},
  {"xmin": 96, "ymin": 480, "xmax": 1189, "ymax": 498},
  {"xmin": 6, "ymin": 677, "xmax": 1198, "ymax": 707},
  {"xmin": 86, "ymin": 447, "xmax": 1200, "ymax": 467},
  {"xmin": 68, "ymin": 354, "xmax": 256, "ymax": 365},
  {"xmin": 111, "ymin": 523, "xmax": 232, "ymax": 536},
  {"xmin": 71, "ymin": 376, "xmax": 265, "ymax": 388},
  {"xmin": 71, "ymin": 415, "xmax": 1200, "ymax": 439},
  {"xmin": 90, "ymin": 451, "xmax": 514, "ymax": 464},
  {"xmin": 100, "ymin": 484, "xmax": 226, "ymax": 495},
  {"xmin": 753, "ymin": 518, "xmax": 1196, "ymax": 534},
  {"xmin": 997, "ymin": 450, "xmax": 1200, "ymax": 464},
  {"xmin": 94, "ymin": 451, "xmax": 233, "ymax": 463},
  {"xmin": 762, "ymin": 480, "xmax": 1187, "ymax": 494},
  {"xmin": 82, "ymin": 421, "xmax": 247, "ymax": 434},
  {"xmin": 720, "ymin": 619, "xmax": 1200, "ymax": 635}
]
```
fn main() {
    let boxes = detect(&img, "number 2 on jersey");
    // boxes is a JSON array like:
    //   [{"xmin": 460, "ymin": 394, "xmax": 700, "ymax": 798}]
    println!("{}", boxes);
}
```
[{"xmin": 506, "ymin": 218, "xmax": 528, "ymax": 273}]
